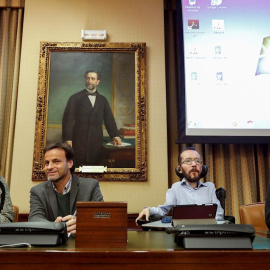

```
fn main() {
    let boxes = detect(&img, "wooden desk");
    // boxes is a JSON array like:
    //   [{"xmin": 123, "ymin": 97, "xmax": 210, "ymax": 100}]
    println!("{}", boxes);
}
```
[
  {"xmin": 256, "ymin": 229, "xmax": 270, "ymax": 238},
  {"xmin": 1, "ymin": 231, "xmax": 270, "ymax": 269}
]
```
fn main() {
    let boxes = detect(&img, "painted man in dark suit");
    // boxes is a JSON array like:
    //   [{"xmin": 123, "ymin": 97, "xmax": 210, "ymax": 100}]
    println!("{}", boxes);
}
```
[
  {"xmin": 29, "ymin": 142, "xmax": 104, "ymax": 234},
  {"xmin": 62, "ymin": 70, "xmax": 121, "ymax": 167}
]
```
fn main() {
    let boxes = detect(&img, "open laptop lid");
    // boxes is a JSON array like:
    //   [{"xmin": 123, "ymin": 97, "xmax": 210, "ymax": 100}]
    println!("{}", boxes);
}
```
[
  {"xmin": 172, "ymin": 204, "xmax": 217, "ymax": 226},
  {"xmin": 172, "ymin": 204, "xmax": 217, "ymax": 219}
]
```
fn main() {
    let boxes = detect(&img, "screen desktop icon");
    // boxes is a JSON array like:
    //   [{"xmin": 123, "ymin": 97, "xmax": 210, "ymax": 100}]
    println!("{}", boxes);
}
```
[
  {"xmin": 212, "ymin": 20, "xmax": 224, "ymax": 31},
  {"xmin": 189, "ymin": 0, "xmax": 196, "ymax": 5},
  {"xmin": 191, "ymin": 72, "xmax": 198, "ymax": 81},
  {"xmin": 255, "ymin": 36, "xmax": 270, "ymax": 76},
  {"xmin": 214, "ymin": 46, "xmax": 221, "ymax": 55},
  {"xmin": 188, "ymin": 20, "xmax": 199, "ymax": 30},
  {"xmin": 211, "ymin": 0, "xmax": 222, "ymax": 6},
  {"xmin": 216, "ymin": 72, "xmax": 223, "ymax": 81},
  {"xmin": 188, "ymin": 46, "xmax": 198, "ymax": 55}
]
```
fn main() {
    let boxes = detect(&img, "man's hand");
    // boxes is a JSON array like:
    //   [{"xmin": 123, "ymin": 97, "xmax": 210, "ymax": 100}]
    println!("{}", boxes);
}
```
[
  {"xmin": 62, "ymin": 214, "xmax": 76, "ymax": 234},
  {"xmin": 55, "ymin": 215, "xmax": 76, "ymax": 234},
  {"xmin": 113, "ymin": 137, "xmax": 122, "ymax": 145},
  {"xmin": 135, "ymin": 208, "xmax": 150, "ymax": 226},
  {"xmin": 55, "ymin": 216, "xmax": 63, "ymax": 223}
]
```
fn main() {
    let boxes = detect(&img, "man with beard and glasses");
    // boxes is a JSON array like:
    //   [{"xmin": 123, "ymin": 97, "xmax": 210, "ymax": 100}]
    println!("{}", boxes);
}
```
[
  {"xmin": 135, "ymin": 147, "xmax": 223, "ymax": 225},
  {"xmin": 29, "ymin": 142, "xmax": 103, "ymax": 234},
  {"xmin": 62, "ymin": 70, "xmax": 121, "ymax": 167}
]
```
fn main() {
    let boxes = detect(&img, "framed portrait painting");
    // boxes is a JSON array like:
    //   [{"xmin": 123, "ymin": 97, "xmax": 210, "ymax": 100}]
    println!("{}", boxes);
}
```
[{"xmin": 32, "ymin": 42, "xmax": 147, "ymax": 181}]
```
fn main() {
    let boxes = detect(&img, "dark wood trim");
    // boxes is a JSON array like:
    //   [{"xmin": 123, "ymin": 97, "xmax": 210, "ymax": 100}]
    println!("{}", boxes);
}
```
[
  {"xmin": 18, "ymin": 213, "xmax": 29, "ymax": 222},
  {"xmin": 1, "ymin": 232, "xmax": 269, "ymax": 269}
]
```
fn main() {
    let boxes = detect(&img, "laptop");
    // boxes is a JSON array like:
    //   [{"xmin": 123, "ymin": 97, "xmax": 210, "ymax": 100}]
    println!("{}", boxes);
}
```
[{"xmin": 172, "ymin": 204, "xmax": 217, "ymax": 226}]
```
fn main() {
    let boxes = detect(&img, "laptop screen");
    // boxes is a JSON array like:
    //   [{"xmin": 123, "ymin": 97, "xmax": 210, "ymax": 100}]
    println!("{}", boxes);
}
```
[{"xmin": 172, "ymin": 204, "xmax": 217, "ymax": 220}]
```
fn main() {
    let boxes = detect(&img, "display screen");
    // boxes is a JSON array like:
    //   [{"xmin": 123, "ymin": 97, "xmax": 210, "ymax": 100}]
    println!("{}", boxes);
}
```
[{"xmin": 177, "ymin": 0, "xmax": 270, "ymax": 143}]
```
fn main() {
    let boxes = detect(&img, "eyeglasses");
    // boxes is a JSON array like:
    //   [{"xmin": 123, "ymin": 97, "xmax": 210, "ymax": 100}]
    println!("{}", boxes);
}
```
[{"xmin": 182, "ymin": 158, "xmax": 202, "ymax": 165}]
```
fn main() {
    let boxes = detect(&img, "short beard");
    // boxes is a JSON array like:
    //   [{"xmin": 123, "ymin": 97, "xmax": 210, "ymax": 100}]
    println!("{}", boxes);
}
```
[
  {"xmin": 181, "ymin": 168, "xmax": 201, "ymax": 183},
  {"xmin": 86, "ymin": 84, "xmax": 95, "ymax": 91}
]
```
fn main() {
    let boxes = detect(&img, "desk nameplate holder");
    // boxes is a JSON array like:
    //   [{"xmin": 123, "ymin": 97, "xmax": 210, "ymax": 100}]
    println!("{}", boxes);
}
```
[
  {"xmin": 76, "ymin": 201, "xmax": 127, "ymax": 248},
  {"xmin": 75, "ymin": 166, "xmax": 107, "ymax": 173}
]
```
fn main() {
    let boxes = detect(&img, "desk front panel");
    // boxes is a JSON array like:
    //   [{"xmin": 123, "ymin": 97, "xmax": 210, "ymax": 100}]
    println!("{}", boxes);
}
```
[{"xmin": 0, "ymin": 231, "xmax": 270, "ymax": 270}]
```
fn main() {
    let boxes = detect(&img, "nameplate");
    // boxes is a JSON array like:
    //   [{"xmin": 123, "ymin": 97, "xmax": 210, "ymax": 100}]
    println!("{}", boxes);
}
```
[
  {"xmin": 75, "ymin": 166, "xmax": 107, "ymax": 173},
  {"xmin": 94, "ymin": 212, "xmax": 110, "ymax": 219}
]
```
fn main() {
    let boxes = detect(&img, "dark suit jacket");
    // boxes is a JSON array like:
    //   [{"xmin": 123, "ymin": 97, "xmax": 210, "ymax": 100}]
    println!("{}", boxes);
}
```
[
  {"xmin": 265, "ymin": 180, "xmax": 270, "ymax": 229},
  {"xmin": 62, "ymin": 90, "xmax": 119, "ymax": 166},
  {"xmin": 28, "ymin": 175, "xmax": 104, "ymax": 222}
]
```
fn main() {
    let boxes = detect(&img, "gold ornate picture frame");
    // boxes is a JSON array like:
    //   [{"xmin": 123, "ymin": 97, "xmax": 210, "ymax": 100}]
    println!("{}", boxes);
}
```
[{"xmin": 32, "ymin": 42, "xmax": 147, "ymax": 182}]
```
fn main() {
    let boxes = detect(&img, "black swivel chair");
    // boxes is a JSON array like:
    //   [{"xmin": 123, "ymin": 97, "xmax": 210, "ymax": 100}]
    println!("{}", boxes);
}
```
[
  {"xmin": 215, "ymin": 187, "xmax": 235, "ymax": 223},
  {"xmin": 215, "ymin": 187, "xmax": 226, "ymax": 211}
]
